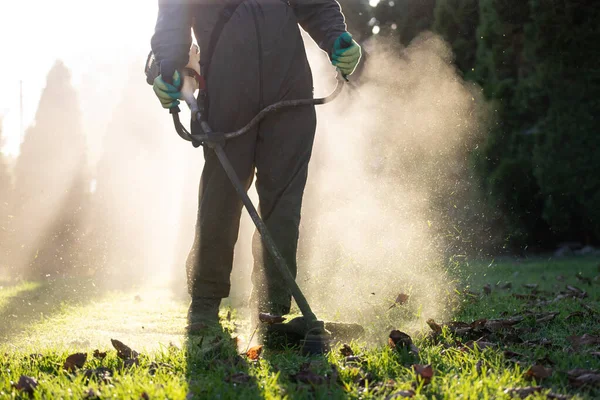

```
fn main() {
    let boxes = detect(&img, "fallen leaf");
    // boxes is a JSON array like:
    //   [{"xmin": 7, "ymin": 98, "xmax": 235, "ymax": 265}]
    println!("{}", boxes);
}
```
[
  {"xmin": 535, "ymin": 311, "xmax": 560, "ymax": 323},
  {"xmin": 412, "ymin": 364, "xmax": 433, "ymax": 385},
  {"xmin": 483, "ymin": 284, "xmax": 492, "ymax": 295},
  {"xmin": 292, "ymin": 369, "xmax": 327, "ymax": 385},
  {"xmin": 226, "ymin": 372, "xmax": 252, "ymax": 384},
  {"xmin": 258, "ymin": 313, "xmax": 286, "ymax": 324},
  {"xmin": 566, "ymin": 285, "xmax": 587, "ymax": 299},
  {"xmin": 536, "ymin": 355, "xmax": 555, "ymax": 366},
  {"xmin": 64, "ymin": 352, "xmax": 87, "ymax": 372},
  {"xmin": 524, "ymin": 364, "xmax": 552, "ymax": 381},
  {"xmin": 246, "ymin": 345, "xmax": 263, "ymax": 360},
  {"xmin": 111, "ymin": 339, "xmax": 139, "ymax": 360},
  {"xmin": 389, "ymin": 330, "xmax": 419, "ymax": 354},
  {"xmin": 565, "ymin": 311, "xmax": 585, "ymax": 320},
  {"xmin": 93, "ymin": 350, "xmax": 107, "ymax": 360},
  {"xmin": 426, "ymin": 319, "xmax": 442, "ymax": 335},
  {"xmin": 567, "ymin": 334, "xmax": 600, "ymax": 349},
  {"xmin": 576, "ymin": 273, "xmax": 592, "ymax": 286},
  {"xmin": 389, "ymin": 293, "xmax": 410, "ymax": 309},
  {"xmin": 83, "ymin": 367, "xmax": 112, "ymax": 384},
  {"xmin": 463, "ymin": 340, "xmax": 496, "ymax": 351},
  {"xmin": 580, "ymin": 302, "xmax": 600, "ymax": 316},
  {"xmin": 12, "ymin": 375, "xmax": 38, "ymax": 396},
  {"xmin": 567, "ymin": 368, "xmax": 600, "ymax": 388},
  {"xmin": 141, "ymin": 392, "xmax": 150, "ymax": 400},
  {"xmin": 340, "ymin": 344, "xmax": 354, "ymax": 357},
  {"xmin": 512, "ymin": 293, "xmax": 538, "ymax": 300},
  {"xmin": 503, "ymin": 386, "xmax": 542, "ymax": 398}
]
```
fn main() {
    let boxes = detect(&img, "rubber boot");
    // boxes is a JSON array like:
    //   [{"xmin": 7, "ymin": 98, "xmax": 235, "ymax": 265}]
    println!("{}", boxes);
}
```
[{"xmin": 186, "ymin": 297, "xmax": 221, "ymax": 334}]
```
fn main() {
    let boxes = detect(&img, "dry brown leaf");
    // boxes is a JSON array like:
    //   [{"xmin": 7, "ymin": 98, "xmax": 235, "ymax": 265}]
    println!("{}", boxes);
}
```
[
  {"xmin": 64, "ymin": 352, "xmax": 87, "ymax": 372},
  {"xmin": 566, "ymin": 285, "xmax": 587, "ymax": 298},
  {"xmin": 524, "ymin": 364, "xmax": 552, "ymax": 381},
  {"xmin": 12, "ymin": 375, "xmax": 38, "ymax": 396},
  {"xmin": 389, "ymin": 330, "xmax": 419, "ymax": 354},
  {"xmin": 426, "ymin": 319, "xmax": 443, "ymax": 335},
  {"xmin": 512, "ymin": 293, "xmax": 538, "ymax": 300},
  {"xmin": 246, "ymin": 345, "xmax": 263, "ymax": 360},
  {"xmin": 412, "ymin": 364, "xmax": 434, "ymax": 385},
  {"xmin": 565, "ymin": 311, "xmax": 585, "ymax": 320},
  {"xmin": 111, "ymin": 339, "xmax": 139, "ymax": 360},
  {"xmin": 340, "ymin": 344, "xmax": 354, "ymax": 357},
  {"xmin": 576, "ymin": 273, "xmax": 592, "ymax": 285},
  {"xmin": 140, "ymin": 392, "xmax": 150, "ymax": 400},
  {"xmin": 389, "ymin": 293, "xmax": 410, "ymax": 309},
  {"xmin": 567, "ymin": 334, "xmax": 600, "ymax": 348},
  {"xmin": 535, "ymin": 312, "xmax": 560, "ymax": 323},
  {"xmin": 258, "ymin": 313, "xmax": 286, "ymax": 324},
  {"xmin": 567, "ymin": 368, "xmax": 600, "ymax": 388},
  {"xmin": 93, "ymin": 350, "xmax": 107, "ymax": 360},
  {"xmin": 463, "ymin": 340, "xmax": 496, "ymax": 351},
  {"xmin": 83, "ymin": 367, "xmax": 113, "ymax": 384},
  {"xmin": 503, "ymin": 386, "xmax": 542, "ymax": 398},
  {"xmin": 292, "ymin": 369, "xmax": 327, "ymax": 385}
]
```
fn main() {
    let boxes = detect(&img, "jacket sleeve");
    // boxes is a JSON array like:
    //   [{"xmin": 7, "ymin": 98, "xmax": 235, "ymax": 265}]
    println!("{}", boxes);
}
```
[
  {"xmin": 150, "ymin": 0, "xmax": 193, "ymax": 73},
  {"xmin": 290, "ymin": 0, "xmax": 347, "ymax": 57}
]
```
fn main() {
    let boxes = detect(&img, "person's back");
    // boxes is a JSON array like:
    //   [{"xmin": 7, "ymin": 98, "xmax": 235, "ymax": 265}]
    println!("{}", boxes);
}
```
[{"xmin": 150, "ymin": 0, "xmax": 361, "ymax": 331}]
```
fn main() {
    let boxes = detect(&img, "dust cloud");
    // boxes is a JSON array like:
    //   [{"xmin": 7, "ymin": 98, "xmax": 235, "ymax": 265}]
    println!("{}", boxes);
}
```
[
  {"xmin": 2, "ymin": 29, "xmax": 489, "ymax": 343},
  {"xmin": 289, "ymin": 32, "xmax": 487, "ymax": 335}
]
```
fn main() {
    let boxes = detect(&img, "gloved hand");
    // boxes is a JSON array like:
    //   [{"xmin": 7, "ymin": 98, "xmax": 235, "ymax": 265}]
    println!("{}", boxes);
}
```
[
  {"xmin": 331, "ymin": 32, "xmax": 362, "ymax": 76},
  {"xmin": 153, "ymin": 70, "xmax": 182, "ymax": 109}
]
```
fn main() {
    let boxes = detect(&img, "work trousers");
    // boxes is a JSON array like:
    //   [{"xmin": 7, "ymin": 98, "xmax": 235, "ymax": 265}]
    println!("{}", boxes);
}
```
[{"xmin": 186, "ymin": 0, "xmax": 317, "ymax": 314}]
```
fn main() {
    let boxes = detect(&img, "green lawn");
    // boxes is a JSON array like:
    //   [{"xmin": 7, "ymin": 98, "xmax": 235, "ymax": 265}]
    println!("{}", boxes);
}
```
[{"xmin": 1, "ymin": 256, "xmax": 599, "ymax": 399}]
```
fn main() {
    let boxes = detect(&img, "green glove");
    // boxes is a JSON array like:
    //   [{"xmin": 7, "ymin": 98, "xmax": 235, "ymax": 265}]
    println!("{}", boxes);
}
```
[
  {"xmin": 331, "ymin": 32, "xmax": 362, "ymax": 76},
  {"xmin": 153, "ymin": 70, "xmax": 182, "ymax": 109}
]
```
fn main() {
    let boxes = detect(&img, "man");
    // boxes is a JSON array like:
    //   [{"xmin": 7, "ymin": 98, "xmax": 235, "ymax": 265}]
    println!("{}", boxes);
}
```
[{"xmin": 151, "ymin": 0, "xmax": 361, "ymax": 328}]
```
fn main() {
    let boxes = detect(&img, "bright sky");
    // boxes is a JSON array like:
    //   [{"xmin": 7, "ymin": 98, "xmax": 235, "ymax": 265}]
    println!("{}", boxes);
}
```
[{"xmin": 0, "ymin": 0, "xmax": 158, "ymax": 157}]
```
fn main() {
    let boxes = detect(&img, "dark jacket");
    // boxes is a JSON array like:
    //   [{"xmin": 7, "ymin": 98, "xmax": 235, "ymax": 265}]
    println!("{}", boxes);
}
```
[{"xmin": 150, "ymin": 0, "xmax": 347, "ymax": 74}]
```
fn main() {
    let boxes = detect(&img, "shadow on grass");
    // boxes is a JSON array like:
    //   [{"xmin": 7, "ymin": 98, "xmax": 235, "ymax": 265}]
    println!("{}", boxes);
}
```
[
  {"xmin": 184, "ymin": 326, "xmax": 264, "ymax": 399},
  {"xmin": 0, "ymin": 277, "xmax": 104, "ymax": 344}
]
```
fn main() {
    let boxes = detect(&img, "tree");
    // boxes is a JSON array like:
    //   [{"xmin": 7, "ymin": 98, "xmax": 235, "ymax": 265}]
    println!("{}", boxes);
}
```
[
  {"xmin": 526, "ymin": 0, "xmax": 600, "ymax": 242},
  {"xmin": 12, "ymin": 61, "xmax": 90, "ymax": 278},
  {"xmin": 471, "ymin": 0, "xmax": 550, "ymax": 247},
  {"xmin": 372, "ymin": 0, "xmax": 437, "ymax": 45},
  {"xmin": 432, "ymin": 0, "xmax": 479, "ymax": 77}
]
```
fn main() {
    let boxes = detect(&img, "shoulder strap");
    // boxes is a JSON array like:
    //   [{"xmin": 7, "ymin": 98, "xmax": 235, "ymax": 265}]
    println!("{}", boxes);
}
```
[{"xmin": 203, "ymin": 0, "xmax": 247, "ymax": 80}]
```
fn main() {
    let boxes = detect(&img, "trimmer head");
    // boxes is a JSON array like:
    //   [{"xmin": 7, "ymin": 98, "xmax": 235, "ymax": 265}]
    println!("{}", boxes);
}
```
[{"xmin": 262, "ymin": 316, "xmax": 365, "ymax": 354}]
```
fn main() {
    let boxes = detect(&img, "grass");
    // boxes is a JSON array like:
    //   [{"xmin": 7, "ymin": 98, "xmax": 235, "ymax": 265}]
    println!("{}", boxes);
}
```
[{"xmin": 1, "ymin": 255, "xmax": 600, "ymax": 399}]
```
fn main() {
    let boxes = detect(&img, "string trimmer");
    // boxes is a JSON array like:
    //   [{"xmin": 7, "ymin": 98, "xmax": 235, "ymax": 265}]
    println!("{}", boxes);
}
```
[{"xmin": 145, "ymin": 47, "xmax": 364, "ymax": 354}]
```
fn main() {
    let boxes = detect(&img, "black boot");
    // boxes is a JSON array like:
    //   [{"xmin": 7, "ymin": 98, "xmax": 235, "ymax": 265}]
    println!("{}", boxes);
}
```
[{"xmin": 186, "ymin": 297, "xmax": 221, "ymax": 332}]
